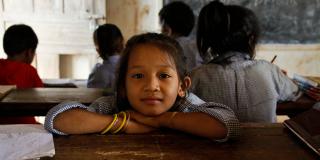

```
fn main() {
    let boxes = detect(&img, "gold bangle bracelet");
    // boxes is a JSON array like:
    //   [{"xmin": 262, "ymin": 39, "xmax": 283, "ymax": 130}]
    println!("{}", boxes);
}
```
[
  {"xmin": 121, "ymin": 111, "xmax": 131, "ymax": 133},
  {"xmin": 100, "ymin": 114, "xmax": 118, "ymax": 135},
  {"xmin": 112, "ymin": 111, "xmax": 127, "ymax": 134}
]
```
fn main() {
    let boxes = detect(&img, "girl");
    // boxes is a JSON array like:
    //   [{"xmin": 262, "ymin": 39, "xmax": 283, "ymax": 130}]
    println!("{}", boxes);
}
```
[
  {"xmin": 191, "ymin": 0, "xmax": 316, "ymax": 122},
  {"xmin": 45, "ymin": 33, "xmax": 239, "ymax": 141},
  {"xmin": 87, "ymin": 23, "xmax": 124, "ymax": 88}
]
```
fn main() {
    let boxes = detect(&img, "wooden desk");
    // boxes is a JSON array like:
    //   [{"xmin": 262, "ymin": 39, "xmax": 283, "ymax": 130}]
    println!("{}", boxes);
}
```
[
  {"xmin": 277, "ymin": 95, "xmax": 316, "ymax": 117},
  {"xmin": 42, "ymin": 79, "xmax": 88, "ymax": 88},
  {"xmin": 0, "ymin": 86, "xmax": 314, "ymax": 117},
  {"xmin": 43, "ymin": 124, "xmax": 317, "ymax": 160},
  {"xmin": 0, "ymin": 88, "xmax": 103, "ymax": 116}
]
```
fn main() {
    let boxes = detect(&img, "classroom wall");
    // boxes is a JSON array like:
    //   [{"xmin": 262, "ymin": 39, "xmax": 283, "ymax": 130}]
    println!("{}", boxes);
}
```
[
  {"xmin": 0, "ymin": 0, "xmax": 105, "ymax": 79},
  {"xmin": 48, "ymin": 0, "xmax": 163, "ymax": 79},
  {"xmin": 256, "ymin": 44, "xmax": 320, "ymax": 77},
  {"xmin": 105, "ymin": 0, "xmax": 162, "ymax": 41},
  {"xmin": 0, "ymin": 0, "xmax": 162, "ymax": 79},
  {"xmin": 0, "ymin": 0, "xmax": 319, "ymax": 78}
]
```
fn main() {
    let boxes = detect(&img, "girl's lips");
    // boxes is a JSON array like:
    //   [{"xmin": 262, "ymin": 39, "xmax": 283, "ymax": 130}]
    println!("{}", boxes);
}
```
[{"xmin": 141, "ymin": 98, "xmax": 162, "ymax": 105}]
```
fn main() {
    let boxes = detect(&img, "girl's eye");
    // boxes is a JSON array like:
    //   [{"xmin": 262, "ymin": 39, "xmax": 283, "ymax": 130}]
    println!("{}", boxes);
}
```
[
  {"xmin": 159, "ymin": 73, "xmax": 171, "ymax": 79},
  {"xmin": 131, "ymin": 73, "xmax": 144, "ymax": 79}
]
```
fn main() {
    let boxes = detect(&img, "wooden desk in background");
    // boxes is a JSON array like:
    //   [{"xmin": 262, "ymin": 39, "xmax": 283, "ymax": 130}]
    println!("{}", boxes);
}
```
[
  {"xmin": 42, "ymin": 79, "xmax": 88, "ymax": 88},
  {"xmin": 0, "ymin": 87, "xmax": 313, "ymax": 117},
  {"xmin": 277, "ymin": 95, "xmax": 317, "ymax": 117},
  {"xmin": 42, "ymin": 123, "xmax": 317, "ymax": 160},
  {"xmin": 0, "ymin": 88, "xmax": 104, "ymax": 116}
]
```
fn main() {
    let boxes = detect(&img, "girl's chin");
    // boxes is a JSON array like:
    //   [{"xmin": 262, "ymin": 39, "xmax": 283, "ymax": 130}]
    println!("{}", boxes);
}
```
[{"xmin": 140, "ymin": 110, "xmax": 164, "ymax": 117}]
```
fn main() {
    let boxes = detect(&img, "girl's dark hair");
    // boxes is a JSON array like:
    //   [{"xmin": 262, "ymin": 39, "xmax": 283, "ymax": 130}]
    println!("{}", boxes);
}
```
[
  {"xmin": 93, "ymin": 23, "xmax": 124, "ymax": 60},
  {"xmin": 197, "ymin": 0, "xmax": 260, "ymax": 61},
  {"xmin": 3, "ymin": 24, "xmax": 38, "ymax": 57},
  {"xmin": 115, "ymin": 33, "xmax": 187, "ymax": 110}
]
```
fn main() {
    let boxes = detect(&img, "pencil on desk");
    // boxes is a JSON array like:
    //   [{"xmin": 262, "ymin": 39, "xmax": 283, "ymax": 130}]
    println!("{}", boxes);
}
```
[{"xmin": 271, "ymin": 55, "xmax": 277, "ymax": 63}]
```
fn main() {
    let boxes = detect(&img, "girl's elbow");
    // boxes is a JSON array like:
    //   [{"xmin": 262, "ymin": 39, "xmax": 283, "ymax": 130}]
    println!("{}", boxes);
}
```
[
  {"xmin": 213, "ymin": 119, "xmax": 240, "ymax": 141},
  {"xmin": 208, "ymin": 125, "xmax": 228, "ymax": 140}
]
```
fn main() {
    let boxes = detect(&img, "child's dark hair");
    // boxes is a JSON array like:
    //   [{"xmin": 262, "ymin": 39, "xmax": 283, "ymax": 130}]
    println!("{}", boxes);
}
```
[
  {"xmin": 159, "ymin": 1, "xmax": 195, "ymax": 36},
  {"xmin": 197, "ymin": 0, "xmax": 260, "ymax": 61},
  {"xmin": 115, "ymin": 33, "xmax": 187, "ymax": 110},
  {"xmin": 93, "ymin": 23, "xmax": 124, "ymax": 60},
  {"xmin": 3, "ymin": 24, "xmax": 38, "ymax": 57}
]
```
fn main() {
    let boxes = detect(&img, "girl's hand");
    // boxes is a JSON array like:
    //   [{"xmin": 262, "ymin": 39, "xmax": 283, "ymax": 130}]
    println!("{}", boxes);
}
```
[
  {"xmin": 124, "ymin": 118, "xmax": 156, "ymax": 134},
  {"xmin": 129, "ymin": 111, "xmax": 176, "ymax": 128},
  {"xmin": 129, "ymin": 111, "xmax": 161, "ymax": 128},
  {"xmin": 128, "ymin": 111, "xmax": 228, "ymax": 139}
]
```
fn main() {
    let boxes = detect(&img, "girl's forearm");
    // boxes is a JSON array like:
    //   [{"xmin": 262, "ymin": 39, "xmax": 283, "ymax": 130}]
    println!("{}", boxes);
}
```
[
  {"xmin": 53, "ymin": 108, "xmax": 113, "ymax": 134},
  {"xmin": 159, "ymin": 112, "xmax": 227, "ymax": 139}
]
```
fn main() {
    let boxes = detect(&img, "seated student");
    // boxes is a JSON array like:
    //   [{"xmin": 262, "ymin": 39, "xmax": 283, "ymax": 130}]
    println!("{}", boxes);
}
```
[
  {"xmin": 0, "ymin": 24, "xmax": 43, "ymax": 124},
  {"xmin": 87, "ymin": 24, "xmax": 124, "ymax": 88},
  {"xmin": 190, "ymin": 0, "xmax": 316, "ymax": 122},
  {"xmin": 159, "ymin": 1, "xmax": 203, "ymax": 72},
  {"xmin": 45, "ymin": 33, "xmax": 239, "ymax": 141}
]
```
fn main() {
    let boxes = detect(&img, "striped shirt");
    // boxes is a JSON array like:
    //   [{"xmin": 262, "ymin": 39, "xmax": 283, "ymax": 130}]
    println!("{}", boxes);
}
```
[
  {"xmin": 44, "ymin": 93, "xmax": 240, "ymax": 142},
  {"xmin": 191, "ymin": 53, "xmax": 302, "ymax": 122},
  {"xmin": 87, "ymin": 55, "xmax": 120, "ymax": 88}
]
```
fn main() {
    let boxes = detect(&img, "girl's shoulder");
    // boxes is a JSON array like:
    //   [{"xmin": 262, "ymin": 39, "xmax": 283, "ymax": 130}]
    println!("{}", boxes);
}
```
[
  {"xmin": 89, "ymin": 96, "xmax": 118, "ymax": 114},
  {"xmin": 177, "ymin": 93, "xmax": 224, "ymax": 110},
  {"xmin": 252, "ymin": 59, "xmax": 283, "ymax": 72},
  {"xmin": 251, "ymin": 59, "xmax": 283, "ymax": 68},
  {"xmin": 253, "ymin": 59, "xmax": 273, "ymax": 65},
  {"xmin": 94, "ymin": 62, "xmax": 104, "ymax": 68},
  {"xmin": 186, "ymin": 92, "xmax": 206, "ymax": 105},
  {"xmin": 171, "ymin": 93, "xmax": 204, "ymax": 112},
  {"xmin": 90, "ymin": 63, "xmax": 103, "ymax": 72}
]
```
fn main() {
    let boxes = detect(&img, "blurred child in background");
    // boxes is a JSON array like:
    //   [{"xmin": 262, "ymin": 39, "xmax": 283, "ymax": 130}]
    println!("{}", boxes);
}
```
[
  {"xmin": 159, "ymin": 1, "xmax": 203, "ymax": 72},
  {"xmin": 0, "ymin": 24, "xmax": 43, "ymax": 124},
  {"xmin": 87, "ymin": 24, "xmax": 124, "ymax": 89},
  {"xmin": 191, "ymin": 0, "xmax": 316, "ymax": 122}
]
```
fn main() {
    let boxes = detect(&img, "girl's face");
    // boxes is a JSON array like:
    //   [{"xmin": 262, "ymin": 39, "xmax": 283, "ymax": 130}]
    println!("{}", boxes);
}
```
[{"xmin": 125, "ymin": 44, "xmax": 185, "ymax": 116}]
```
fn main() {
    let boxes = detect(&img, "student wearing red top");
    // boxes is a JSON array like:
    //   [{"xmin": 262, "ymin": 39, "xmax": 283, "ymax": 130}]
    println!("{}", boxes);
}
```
[{"xmin": 0, "ymin": 24, "xmax": 43, "ymax": 124}]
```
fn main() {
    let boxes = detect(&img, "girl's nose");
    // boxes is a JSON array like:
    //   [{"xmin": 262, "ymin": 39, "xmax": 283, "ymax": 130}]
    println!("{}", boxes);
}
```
[{"xmin": 144, "ymin": 76, "xmax": 160, "ymax": 92}]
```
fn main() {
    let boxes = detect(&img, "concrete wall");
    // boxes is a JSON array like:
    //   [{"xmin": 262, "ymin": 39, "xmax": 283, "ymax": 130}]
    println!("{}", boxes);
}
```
[
  {"xmin": 1, "ymin": 0, "xmax": 319, "ymax": 78},
  {"xmin": 256, "ymin": 44, "xmax": 320, "ymax": 77},
  {"xmin": 106, "ymin": 0, "xmax": 162, "ymax": 41}
]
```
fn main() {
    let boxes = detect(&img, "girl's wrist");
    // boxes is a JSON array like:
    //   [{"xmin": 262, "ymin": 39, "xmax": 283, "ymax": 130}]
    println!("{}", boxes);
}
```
[
  {"xmin": 100, "ymin": 111, "xmax": 130, "ymax": 134},
  {"xmin": 159, "ymin": 112, "xmax": 178, "ymax": 127}
]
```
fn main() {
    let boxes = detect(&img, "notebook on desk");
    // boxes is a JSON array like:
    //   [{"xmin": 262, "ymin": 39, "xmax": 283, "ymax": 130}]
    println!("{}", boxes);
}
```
[
  {"xmin": 283, "ymin": 105, "xmax": 320, "ymax": 156},
  {"xmin": 42, "ymin": 79, "xmax": 77, "ymax": 88}
]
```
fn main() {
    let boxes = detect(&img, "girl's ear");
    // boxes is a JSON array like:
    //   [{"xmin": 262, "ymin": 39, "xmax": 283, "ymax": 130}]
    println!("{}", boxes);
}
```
[
  {"xmin": 183, "ymin": 76, "xmax": 192, "ymax": 89},
  {"xmin": 25, "ymin": 49, "xmax": 35, "ymax": 64},
  {"xmin": 95, "ymin": 45, "xmax": 101, "ymax": 54},
  {"xmin": 116, "ymin": 38, "xmax": 124, "ymax": 53},
  {"xmin": 161, "ymin": 24, "xmax": 172, "ymax": 37},
  {"xmin": 178, "ymin": 76, "xmax": 192, "ymax": 97}
]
